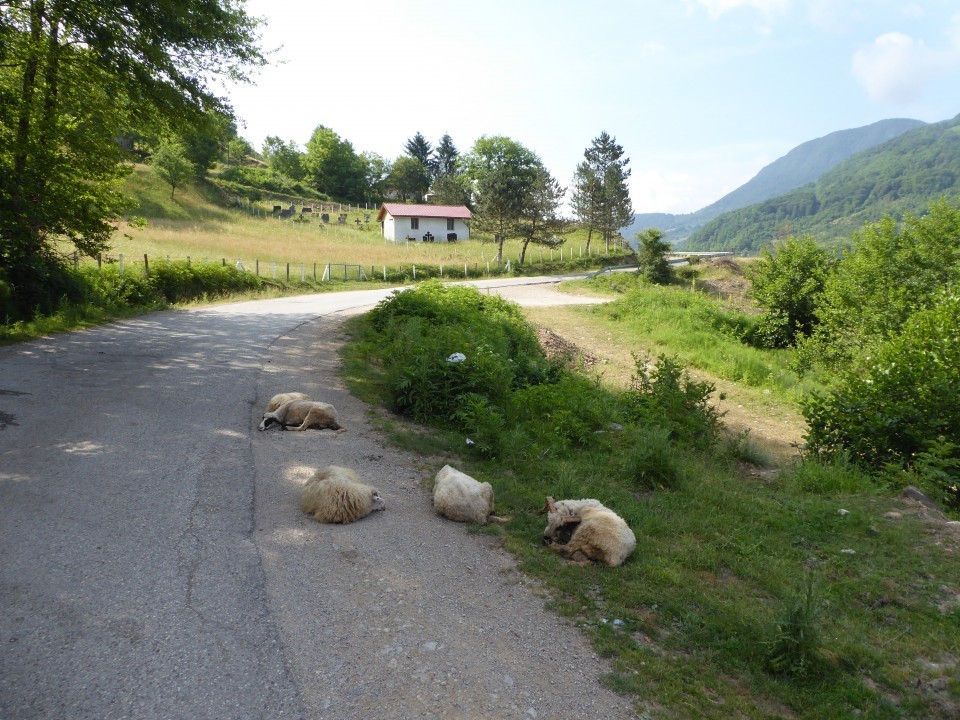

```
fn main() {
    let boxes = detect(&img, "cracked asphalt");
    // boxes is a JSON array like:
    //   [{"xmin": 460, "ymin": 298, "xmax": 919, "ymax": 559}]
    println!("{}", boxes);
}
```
[{"xmin": 0, "ymin": 278, "xmax": 633, "ymax": 719}]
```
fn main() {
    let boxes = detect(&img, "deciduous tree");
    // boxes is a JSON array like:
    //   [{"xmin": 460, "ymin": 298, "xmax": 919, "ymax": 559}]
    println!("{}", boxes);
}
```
[
  {"xmin": 460, "ymin": 136, "xmax": 542, "ymax": 262},
  {"xmin": 151, "ymin": 140, "xmax": 193, "ymax": 199},
  {"xmin": 303, "ymin": 125, "xmax": 366, "ymax": 202},
  {"xmin": 516, "ymin": 168, "xmax": 567, "ymax": 264},
  {"xmin": 0, "ymin": 0, "xmax": 266, "ymax": 319}
]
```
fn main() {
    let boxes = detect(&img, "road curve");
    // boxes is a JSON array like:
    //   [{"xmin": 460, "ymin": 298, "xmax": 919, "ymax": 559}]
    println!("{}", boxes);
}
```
[{"xmin": 0, "ymin": 278, "xmax": 631, "ymax": 719}]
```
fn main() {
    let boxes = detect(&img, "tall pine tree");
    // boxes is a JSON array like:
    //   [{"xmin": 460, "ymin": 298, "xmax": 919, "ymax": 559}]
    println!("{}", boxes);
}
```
[{"xmin": 572, "ymin": 132, "xmax": 633, "ymax": 251}]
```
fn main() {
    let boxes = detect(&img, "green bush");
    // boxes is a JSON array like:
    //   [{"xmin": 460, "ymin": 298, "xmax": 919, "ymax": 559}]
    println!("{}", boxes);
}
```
[
  {"xmin": 369, "ymin": 281, "xmax": 553, "ymax": 425},
  {"xmin": 796, "ymin": 199, "xmax": 960, "ymax": 371},
  {"xmin": 802, "ymin": 290, "xmax": 960, "ymax": 507},
  {"xmin": 510, "ymin": 374, "xmax": 619, "ymax": 451},
  {"xmin": 627, "ymin": 353, "xmax": 721, "ymax": 445},
  {"xmin": 744, "ymin": 235, "xmax": 833, "ymax": 348},
  {"xmin": 148, "ymin": 260, "xmax": 261, "ymax": 303}
]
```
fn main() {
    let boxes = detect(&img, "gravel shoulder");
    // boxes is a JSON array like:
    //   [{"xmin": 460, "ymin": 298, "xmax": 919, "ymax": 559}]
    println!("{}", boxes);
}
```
[{"xmin": 251, "ymin": 307, "xmax": 637, "ymax": 720}]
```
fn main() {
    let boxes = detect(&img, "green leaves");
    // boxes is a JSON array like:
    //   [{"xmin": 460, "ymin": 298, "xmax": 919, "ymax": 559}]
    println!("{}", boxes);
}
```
[{"xmin": 744, "ymin": 235, "xmax": 833, "ymax": 348}]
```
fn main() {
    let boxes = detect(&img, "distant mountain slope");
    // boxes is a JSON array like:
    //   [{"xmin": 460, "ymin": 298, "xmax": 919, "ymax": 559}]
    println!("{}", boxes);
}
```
[
  {"xmin": 681, "ymin": 114, "xmax": 960, "ymax": 253},
  {"xmin": 623, "ymin": 117, "xmax": 926, "ymax": 243}
]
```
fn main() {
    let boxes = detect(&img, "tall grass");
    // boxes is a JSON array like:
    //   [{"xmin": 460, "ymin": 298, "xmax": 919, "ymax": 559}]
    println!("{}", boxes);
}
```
[{"xmin": 579, "ymin": 272, "xmax": 823, "ymax": 401}]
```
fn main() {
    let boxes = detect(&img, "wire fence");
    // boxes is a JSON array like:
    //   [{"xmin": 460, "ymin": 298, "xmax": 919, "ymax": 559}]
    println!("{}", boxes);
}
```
[{"xmin": 75, "ymin": 248, "xmax": 637, "ymax": 286}]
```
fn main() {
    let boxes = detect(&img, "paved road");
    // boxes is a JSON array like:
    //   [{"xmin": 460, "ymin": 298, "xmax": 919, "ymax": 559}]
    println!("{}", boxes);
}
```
[{"xmin": 0, "ymin": 279, "xmax": 633, "ymax": 719}]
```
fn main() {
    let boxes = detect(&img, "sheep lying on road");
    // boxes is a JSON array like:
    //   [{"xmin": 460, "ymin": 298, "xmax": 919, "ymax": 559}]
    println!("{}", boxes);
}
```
[
  {"xmin": 540, "ymin": 496, "xmax": 636, "ymax": 567},
  {"xmin": 259, "ymin": 400, "xmax": 343, "ymax": 432},
  {"xmin": 301, "ymin": 466, "xmax": 385, "ymax": 524},
  {"xmin": 433, "ymin": 465, "xmax": 494, "ymax": 524},
  {"xmin": 265, "ymin": 392, "xmax": 311, "ymax": 413}
]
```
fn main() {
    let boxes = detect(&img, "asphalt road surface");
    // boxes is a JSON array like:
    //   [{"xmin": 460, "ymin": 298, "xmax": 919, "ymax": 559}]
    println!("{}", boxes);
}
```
[{"xmin": 0, "ymin": 277, "xmax": 636, "ymax": 719}]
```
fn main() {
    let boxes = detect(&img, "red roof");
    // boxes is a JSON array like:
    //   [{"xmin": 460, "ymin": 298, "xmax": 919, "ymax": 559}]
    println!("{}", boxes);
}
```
[{"xmin": 376, "ymin": 203, "xmax": 472, "ymax": 222}]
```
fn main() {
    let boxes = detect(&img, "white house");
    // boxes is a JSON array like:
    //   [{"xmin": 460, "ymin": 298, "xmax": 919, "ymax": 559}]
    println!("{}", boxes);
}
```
[{"xmin": 376, "ymin": 203, "xmax": 472, "ymax": 242}]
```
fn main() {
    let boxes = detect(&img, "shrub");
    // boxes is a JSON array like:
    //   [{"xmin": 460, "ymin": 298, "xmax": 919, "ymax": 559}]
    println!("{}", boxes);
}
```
[
  {"xmin": 626, "ymin": 353, "xmax": 721, "ymax": 445},
  {"xmin": 148, "ymin": 260, "xmax": 261, "ymax": 303},
  {"xmin": 370, "ymin": 281, "xmax": 552, "ymax": 424},
  {"xmin": 796, "ymin": 199, "xmax": 960, "ymax": 371},
  {"xmin": 802, "ymin": 290, "xmax": 960, "ymax": 506},
  {"xmin": 745, "ymin": 235, "xmax": 833, "ymax": 348}
]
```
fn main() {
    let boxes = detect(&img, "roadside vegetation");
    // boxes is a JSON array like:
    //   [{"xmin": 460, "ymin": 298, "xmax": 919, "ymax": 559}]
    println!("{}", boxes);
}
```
[{"xmin": 341, "ymin": 198, "xmax": 960, "ymax": 717}]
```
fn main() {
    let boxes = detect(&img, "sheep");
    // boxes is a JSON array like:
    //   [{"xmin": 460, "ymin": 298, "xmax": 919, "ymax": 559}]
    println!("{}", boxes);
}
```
[
  {"xmin": 300, "ymin": 466, "xmax": 385, "ymax": 524},
  {"xmin": 432, "ymin": 465, "xmax": 494, "ymax": 524},
  {"xmin": 539, "ymin": 496, "xmax": 636, "ymax": 567},
  {"xmin": 259, "ymin": 400, "xmax": 343, "ymax": 432},
  {"xmin": 265, "ymin": 392, "xmax": 311, "ymax": 414}
]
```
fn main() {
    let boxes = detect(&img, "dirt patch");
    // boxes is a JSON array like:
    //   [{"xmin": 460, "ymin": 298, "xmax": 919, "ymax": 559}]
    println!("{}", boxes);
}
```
[{"xmin": 535, "ymin": 326, "xmax": 599, "ymax": 369}]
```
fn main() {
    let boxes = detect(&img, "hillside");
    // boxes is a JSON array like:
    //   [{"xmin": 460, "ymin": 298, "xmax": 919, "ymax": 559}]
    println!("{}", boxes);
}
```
[
  {"xmin": 623, "ymin": 117, "xmax": 926, "ymax": 243},
  {"xmin": 682, "ymin": 113, "xmax": 960, "ymax": 253}
]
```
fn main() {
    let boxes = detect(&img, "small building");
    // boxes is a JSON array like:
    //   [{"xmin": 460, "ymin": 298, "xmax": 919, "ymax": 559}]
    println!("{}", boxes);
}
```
[{"xmin": 376, "ymin": 203, "xmax": 472, "ymax": 242}]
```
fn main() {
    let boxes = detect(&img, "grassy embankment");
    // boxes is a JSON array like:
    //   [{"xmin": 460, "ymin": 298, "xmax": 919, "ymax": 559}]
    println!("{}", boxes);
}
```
[
  {"xmin": 105, "ymin": 165, "xmax": 621, "ymax": 274},
  {"xmin": 340, "ymin": 272, "xmax": 960, "ymax": 720}
]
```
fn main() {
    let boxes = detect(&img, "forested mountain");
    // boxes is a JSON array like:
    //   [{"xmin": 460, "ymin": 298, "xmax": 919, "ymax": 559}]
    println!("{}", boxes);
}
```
[
  {"xmin": 623, "ymin": 118, "xmax": 926, "ymax": 244},
  {"xmin": 682, "ymin": 114, "xmax": 960, "ymax": 253}
]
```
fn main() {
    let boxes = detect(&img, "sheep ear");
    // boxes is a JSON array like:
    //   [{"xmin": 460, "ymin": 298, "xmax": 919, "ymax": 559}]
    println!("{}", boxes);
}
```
[{"xmin": 537, "ymin": 496, "xmax": 558, "ymax": 516}]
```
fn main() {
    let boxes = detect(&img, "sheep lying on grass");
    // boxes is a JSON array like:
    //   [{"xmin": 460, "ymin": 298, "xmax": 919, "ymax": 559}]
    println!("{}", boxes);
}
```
[
  {"xmin": 265, "ymin": 392, "xmax": 311, "ymax": 413},
  {"xmin": 301, "ymin": 466, "xmax": 385, "ymax": 524},
  {"xmin": 259, "ymin": 400, "xmax": 343, "ymax": 432},
  {"xmin": 433, "ymin": 465, "xmax": 494, "ymax": 524},
  {"xmin": 540, "ymin": 496, "xmax": 636, "ymax": 567}
]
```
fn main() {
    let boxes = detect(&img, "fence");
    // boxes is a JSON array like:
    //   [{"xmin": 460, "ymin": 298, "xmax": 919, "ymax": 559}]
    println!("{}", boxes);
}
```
[{"xmin": 83, "ymin": 248, "xmax": 636, "ymax": 286}]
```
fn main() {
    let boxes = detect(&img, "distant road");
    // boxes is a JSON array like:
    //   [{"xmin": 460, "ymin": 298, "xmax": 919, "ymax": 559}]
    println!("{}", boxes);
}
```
[{"xmin": 0, "ymin": 278, "xmax": 627, "ymax": 720}]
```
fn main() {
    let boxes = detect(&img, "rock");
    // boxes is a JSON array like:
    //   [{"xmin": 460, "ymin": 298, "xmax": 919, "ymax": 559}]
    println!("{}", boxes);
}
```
[
  {"xmin": 901, "ymin": 486, "xmax": 945, "ymax": 517},
  {"xmin": 884, "ymin": 511, "xmax": 903, "ymax": 520}
]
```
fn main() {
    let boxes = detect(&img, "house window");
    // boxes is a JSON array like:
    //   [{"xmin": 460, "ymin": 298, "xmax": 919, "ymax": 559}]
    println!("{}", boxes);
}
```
[
  {"xmin": 411, "ymin": 218, "xmax": 419, "ymax": 230},
  {"xmin": 447, "ymin": 219, "xmax": 455, "ymax": 231}
]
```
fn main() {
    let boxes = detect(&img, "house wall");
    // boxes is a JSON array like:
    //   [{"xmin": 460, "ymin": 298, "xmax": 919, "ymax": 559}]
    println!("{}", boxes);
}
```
[{"xmin": 381, "ymin": 215, "xmax": 470, "ymax": 242}]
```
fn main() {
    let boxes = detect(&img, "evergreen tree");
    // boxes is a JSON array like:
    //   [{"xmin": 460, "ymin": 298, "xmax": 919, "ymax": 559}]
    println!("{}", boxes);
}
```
[
  {"xmin": 404, "ymin": 131, "xmax": 434, "ymax": 173},
  {"xmin": 573, "ymin": 132, "xmax": 633, "ymax": 251},
  {"xmin": 434, "ymin": 133, "xmax": 459, "ymax": 177},
  {"xmin": 635, "ymin": 228, "xmax": 671, "ymax": 283}
]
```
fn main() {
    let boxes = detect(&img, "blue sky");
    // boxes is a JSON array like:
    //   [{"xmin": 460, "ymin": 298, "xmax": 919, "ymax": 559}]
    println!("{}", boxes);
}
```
[{"xmin": 225, "ymin": 0, "xmax": 960, "ymax": 214}]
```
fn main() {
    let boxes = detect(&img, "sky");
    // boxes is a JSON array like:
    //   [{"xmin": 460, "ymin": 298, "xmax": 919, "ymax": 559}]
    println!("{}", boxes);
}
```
[{"xmin": 223, "ymin": 0, "xmax": 960, "ymax": 215}]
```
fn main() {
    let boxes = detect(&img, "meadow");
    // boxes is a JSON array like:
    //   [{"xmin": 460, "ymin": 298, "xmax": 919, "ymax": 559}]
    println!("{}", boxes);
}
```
[{"xmin": 100, "ymin": 166, "xmax": 625, "ymax": 276}]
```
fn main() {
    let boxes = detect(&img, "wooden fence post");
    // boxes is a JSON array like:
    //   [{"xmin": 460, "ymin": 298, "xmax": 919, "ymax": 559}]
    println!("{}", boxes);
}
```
[
  {"xmin": 143, "ymin": 253, "xmax": 149, "ymax": 278},
  {"xmin": 286, "ymin": 263, "xmax": 290, "ymax": 281}
]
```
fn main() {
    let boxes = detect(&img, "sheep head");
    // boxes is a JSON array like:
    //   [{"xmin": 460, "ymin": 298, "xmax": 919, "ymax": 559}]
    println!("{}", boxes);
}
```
[{"xmin": 541, "ymin": 496, "xmax": 582, "ymax": 545}]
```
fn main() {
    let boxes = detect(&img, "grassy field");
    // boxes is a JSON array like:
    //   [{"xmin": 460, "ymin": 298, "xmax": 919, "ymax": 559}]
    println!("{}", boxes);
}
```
[{"xmin": 99, "ymin": 166, "xmax": 624, "ymax": 273}]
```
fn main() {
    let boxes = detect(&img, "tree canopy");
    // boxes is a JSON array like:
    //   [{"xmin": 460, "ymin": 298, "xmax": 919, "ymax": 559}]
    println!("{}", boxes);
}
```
[
  {"xmin": 0, "ymin": 0, "xmax": 267, "ymax": 319},
  {"xmin": 303, "ymin": 125, "xmax": 366, "ymax": 203},
  {"xmin": 460, "ymin": 136, "xmax": 544, "ymax": 262}
]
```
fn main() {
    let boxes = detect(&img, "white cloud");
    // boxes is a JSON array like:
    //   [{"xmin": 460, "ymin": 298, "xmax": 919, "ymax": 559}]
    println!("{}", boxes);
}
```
[
  {"xmin": 694, "ymin": 0, "xmax": 791, "ymax": 21},
  {"xmin": 852, "ymin": 31, "xmax": 960, "ymax": 104}
]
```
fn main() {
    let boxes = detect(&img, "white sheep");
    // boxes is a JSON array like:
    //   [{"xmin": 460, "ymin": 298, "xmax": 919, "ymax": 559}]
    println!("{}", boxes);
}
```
[
  {"xmin": 432, "ymin": 465, "xmax": 494, "ymax": 524},
  {"xmin": 265, "ymin": 392, "xmax": 311, "ymax": 414},
  {"xmin": 300, "ymin": 466, "xmax": 385, "ymax": 524},
  {"xmin": 540, "ymin": 496, "xmax": 636, "ymax": 567},
  {"xmin": 259, "ymin": 400, "xmax": 343, "ymax": 432}
]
